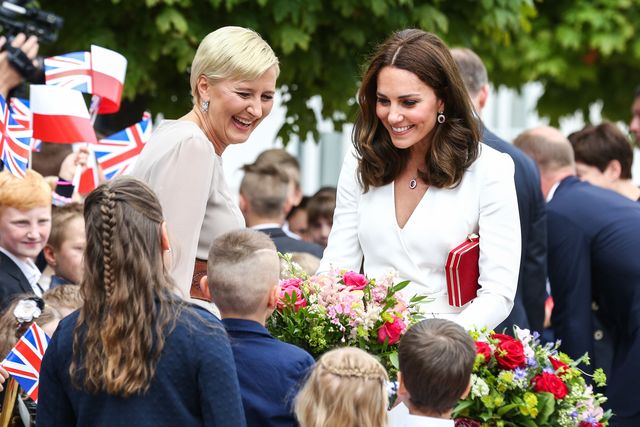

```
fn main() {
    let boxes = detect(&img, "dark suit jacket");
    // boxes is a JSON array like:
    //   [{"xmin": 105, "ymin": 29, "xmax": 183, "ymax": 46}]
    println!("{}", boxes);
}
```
[
  {"xmin": 258, "ymin": 227, "xmax": 324, "ymax": 259},
  {"xmin": 0, "ymin": 251, "xmax": 34, "ymax": 312},
  {"xmin": 222, "ymin": 318, "xmax": 315, "ymax": 427},
  {"xmin": 482, "ymin": 128, "xmax": 547, "ymax": 333},
  {"xmin": 547, "ymin": 176, "xmax": 640, "ymax": 425}
]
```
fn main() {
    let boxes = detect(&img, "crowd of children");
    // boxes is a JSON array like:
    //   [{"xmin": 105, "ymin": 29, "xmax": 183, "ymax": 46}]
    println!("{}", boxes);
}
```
[{"xmin": 0, "ymin": 165, "xmax": 476, "ymax": 427}]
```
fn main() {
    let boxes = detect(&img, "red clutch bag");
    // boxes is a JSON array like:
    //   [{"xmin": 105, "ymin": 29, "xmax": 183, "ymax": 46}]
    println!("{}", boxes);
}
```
[{"xmin": 446, "ymin": 234, "xmax": 480, "ymax": 307}]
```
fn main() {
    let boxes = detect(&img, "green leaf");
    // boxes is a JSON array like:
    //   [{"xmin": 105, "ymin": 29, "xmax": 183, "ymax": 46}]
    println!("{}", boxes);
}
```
[
  {"xmin": 391, "ymin": 280, "xmax": 411, "ymax": 293},
  {"xmin": 155, "ymin": 7, "xmax": 188, "ymax": 34},
  {"xmin": 278, "ymin": 25, "xmax": 311, "ymax": 54},
  {"xmin": 535, "ymin": 392, "xmax": 555, "ymax": 424}
]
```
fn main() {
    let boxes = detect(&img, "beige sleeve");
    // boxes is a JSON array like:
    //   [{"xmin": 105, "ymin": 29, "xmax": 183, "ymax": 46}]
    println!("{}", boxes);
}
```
[{"xmin": 150, "ymin": 135, "xmax": 216, "ymax": 299}]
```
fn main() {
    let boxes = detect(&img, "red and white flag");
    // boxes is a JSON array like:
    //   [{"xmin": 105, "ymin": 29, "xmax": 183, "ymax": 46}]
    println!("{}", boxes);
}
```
[
  {"xmin": 30, "ymin": 85, "xmax": 97, "ymax": 144},
  {"xmin": 91, "ymin": 45, "xmax": 127, "ymax": 114}
]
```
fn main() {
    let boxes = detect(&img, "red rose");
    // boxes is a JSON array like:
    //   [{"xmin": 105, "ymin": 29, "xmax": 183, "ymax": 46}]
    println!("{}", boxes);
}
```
[
  {"xmin": 548, "ymin": 356, "xmax": 570, "ymax": 377},
  {"xmin": 531, "ymin": 372, "xmax": 568, "ymax": 400},
  {"xmin": 579, "ymin": 422, "xmax": 603, "ymax": 427},
  {"xmin": 277, "ymin": 287, "xmax": 307, "ymax": 312},
  {"xmin": 377, "ymin": 316, "xmax": 406, "ymax": 345},
  {"xmin": 454, "ymin": 418, "xmax": 482, "ymax": 427},
  {"xmin": 491, "ymin": 334, "xmax": 525, "ymax": 369},
  {"xmin": 475, "ymin": 342, "xmax": 492, "ymax": 364},
  {"xmin": 343, "ymin": 271, "xmax": 368, "ymax": 290}
]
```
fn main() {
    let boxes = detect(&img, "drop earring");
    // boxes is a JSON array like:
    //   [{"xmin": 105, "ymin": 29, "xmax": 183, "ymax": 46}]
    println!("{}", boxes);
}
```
[
  {"xmin": 201, "ymin": 100, "xmax": 209, "ymax": 113},
  {"xmin": 437, "ymin": 111, "xmax": 446, "ymax": 124}
]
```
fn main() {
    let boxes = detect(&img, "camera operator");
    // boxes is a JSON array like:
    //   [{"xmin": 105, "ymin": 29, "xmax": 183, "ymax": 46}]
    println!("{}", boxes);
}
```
[{"xmin": 0, "ymin": 32, "xmax": 38, "ymax": 98}]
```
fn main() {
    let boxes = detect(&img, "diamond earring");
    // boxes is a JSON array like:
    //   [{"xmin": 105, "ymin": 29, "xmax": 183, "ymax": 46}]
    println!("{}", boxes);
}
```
[{"xmin": 201, "ymin": 100, "xmax": 209, "ymax": 113}]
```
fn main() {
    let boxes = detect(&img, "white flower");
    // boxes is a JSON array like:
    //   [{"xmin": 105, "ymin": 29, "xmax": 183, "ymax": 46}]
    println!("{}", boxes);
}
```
[
  {"xmin": 470, "ymin": 374, "xmax": 490, "ymax": 398},
  {"xmin": 13, "ymin": 299, "xmax": 42, "ymax": 323}
]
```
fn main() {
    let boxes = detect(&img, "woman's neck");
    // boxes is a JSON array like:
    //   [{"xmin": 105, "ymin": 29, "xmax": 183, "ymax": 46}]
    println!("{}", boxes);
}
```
[{"xmin": 181, "ymin": 108, "xmax": 225, "ymax": 155}]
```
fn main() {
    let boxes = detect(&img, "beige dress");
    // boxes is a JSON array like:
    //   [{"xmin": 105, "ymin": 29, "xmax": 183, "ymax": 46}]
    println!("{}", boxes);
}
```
[{"xmin": 130, "ymin": 120, "xmax": 245, "ymax": 301}]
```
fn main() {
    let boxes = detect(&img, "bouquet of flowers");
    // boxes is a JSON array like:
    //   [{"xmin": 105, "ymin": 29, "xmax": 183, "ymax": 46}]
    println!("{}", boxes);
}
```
[
  {"xmin": 267, "ymin": 255, "xmax": 426, "ymax": 375},
  {"xmin": 453, "ymin": 327, "xmax": 611, "ymax": 427}
]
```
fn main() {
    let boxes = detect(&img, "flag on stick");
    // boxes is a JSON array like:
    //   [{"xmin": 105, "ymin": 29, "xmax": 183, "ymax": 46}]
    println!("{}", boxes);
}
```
[
  {"xmin": 91, "ymin": 45, "xmax": 127, "ymax": 114},
  {"xmin": 1, "ymin": 323, "xmax": 50, "ymax": 403},
  {"xmin": 30, "ymin": 85, "xmax": 97, "ymax": 144},
  {"xmin": 44, "ymin": 51, "xmax": 92, "ymax": 93}
]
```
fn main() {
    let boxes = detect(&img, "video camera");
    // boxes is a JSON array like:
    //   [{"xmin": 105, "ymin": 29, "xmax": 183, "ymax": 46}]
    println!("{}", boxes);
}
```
[{"xmin": 0, "ymin": 0, "xmax": 63, "ymax": 83}]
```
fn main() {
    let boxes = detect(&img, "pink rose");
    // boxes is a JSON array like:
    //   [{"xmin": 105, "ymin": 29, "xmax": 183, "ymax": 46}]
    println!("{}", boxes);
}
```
[
  {"xmin": 377, "ymin": 316, "xmax": 406, "ymax": 345},
  {"xmin": 342, "ymin": 271, "xmax": 368, "ymax": 290},
  {"xmin": 281, "ymin": 278, "xmax": 303, "ymax": 290},
  {"xmin": 277, "ymin": 286, "xmax": 307, "ymax": 312}
]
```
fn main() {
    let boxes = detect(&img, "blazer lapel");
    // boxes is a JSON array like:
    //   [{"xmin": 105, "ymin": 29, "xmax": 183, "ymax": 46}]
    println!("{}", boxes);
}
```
[{"xmin": 0, "ymin": 252, "xmax": 33, "ymax": 294}]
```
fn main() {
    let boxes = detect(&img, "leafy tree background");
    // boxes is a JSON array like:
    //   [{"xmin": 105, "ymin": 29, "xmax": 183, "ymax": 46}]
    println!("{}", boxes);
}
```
[{"xmin": 36, "ymin": 0, "xmax": 639, "ymax": 142}]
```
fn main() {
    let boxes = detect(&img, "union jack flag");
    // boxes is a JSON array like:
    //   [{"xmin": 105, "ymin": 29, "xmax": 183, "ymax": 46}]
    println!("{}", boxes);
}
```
[
  {"xmin": 9, "ymin": 98, "xmax": 40, "ymax": 152},
  {"xmin": 1, "ymin": 322, "xmax": 51, "ymax": 403},
  {"xmin": 95, "ymin": 112, "xmax": 153, "ymax": 180},
  {"xmin": 0, "ymin": 95, "xmax": 30, "ymax": 178},
  {"xmin": 44, "ymin": 51, "xmax": 92, "ymax": 93}
]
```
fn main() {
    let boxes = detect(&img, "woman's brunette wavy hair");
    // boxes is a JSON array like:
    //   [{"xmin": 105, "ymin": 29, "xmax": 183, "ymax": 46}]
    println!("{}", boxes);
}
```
[
  {"xmin": 69, "ymin": 177, "xmax": 181, "ymax": 397},
  {"xmin": 354, "ymin": 29, "xmax": 479, "ymax": 191}
]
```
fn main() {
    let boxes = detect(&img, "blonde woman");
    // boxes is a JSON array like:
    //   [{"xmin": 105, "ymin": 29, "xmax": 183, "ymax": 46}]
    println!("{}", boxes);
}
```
[
  {"xmin": 131, "ymin": 26, "xmax": 279, "ymax": 305},
  {"xmin": 295, "ymin": 348, "xmax": 389, "ymax": 427},
  {"xmin": 37, "ymin": 177, "xmax": 245, "ymax": 427}
]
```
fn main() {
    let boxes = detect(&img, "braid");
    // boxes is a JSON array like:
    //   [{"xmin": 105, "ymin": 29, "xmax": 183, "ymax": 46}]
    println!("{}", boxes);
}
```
[
  {"xmin": 320, "ymin": 361, "xmax": 387, "ymax": 382},
  {"xmin": 100, "ymin": 190, "xmax": 117, "ymax": 299}
]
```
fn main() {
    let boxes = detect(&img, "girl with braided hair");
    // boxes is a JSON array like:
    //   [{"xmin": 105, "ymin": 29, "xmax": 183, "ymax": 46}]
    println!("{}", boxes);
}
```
[
  {"xmin": 36, "ymin": 177, "xmax": 246, "ymax": 427},
  {"xmin": 294, "ymin": 347, "xmax": 389, "ymax": 427}
]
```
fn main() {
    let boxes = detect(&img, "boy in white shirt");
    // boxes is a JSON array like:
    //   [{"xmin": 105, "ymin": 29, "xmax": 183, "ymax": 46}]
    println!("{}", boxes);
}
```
[{"xmin": 389, "ymin": 319, "xmax": 476, "ymax": 427}]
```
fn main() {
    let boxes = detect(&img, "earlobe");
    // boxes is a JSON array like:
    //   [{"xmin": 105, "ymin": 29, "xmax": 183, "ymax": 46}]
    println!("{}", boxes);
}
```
[
  {"xmin": 160, "ymin": 222, "xmax": 171, "ymax": 251},
  {"xmin": 605, "ymin": 160, "xmax": 622, "ymax": 180},
  {"xmin": 43, "ymin": 245, "xmax": 56, "ymax": 267},
  {"xmin": 197, "ymin": 75, "xmax": 210, "ymax": 101},
  {"xmin": 267, "ymin": 283, "xmax": 280, "ymax": 309},
  {"xmin": 461, "ymin": 377, "xmax": 472, "ymax": 400}
]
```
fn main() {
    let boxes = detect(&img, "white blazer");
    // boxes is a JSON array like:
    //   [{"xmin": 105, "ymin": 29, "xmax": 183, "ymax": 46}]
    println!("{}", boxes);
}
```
[{"xmin": 318, "ymin": 143, "xmax": 521, "ymax": 330}]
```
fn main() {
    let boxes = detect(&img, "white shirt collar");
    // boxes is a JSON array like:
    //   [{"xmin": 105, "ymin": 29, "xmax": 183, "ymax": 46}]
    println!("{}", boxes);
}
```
[
  {"xmin": 250, "ymin": 223, "xmax": 283, "ymax": 231},
  {"xmin": 546, "ymin": 181, "xmax": 561, "ymax": 203},
  {"xmin": 388, "ymin": 403, "xmax": 455, "ymax": 427},
  {"xmin": 0, "ymin": 247, "xmax": 43, "ymax": 296}
]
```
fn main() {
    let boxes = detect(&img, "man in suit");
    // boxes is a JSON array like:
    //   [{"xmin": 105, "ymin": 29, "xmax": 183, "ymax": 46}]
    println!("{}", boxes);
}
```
[
  {"xmin": 515, "ymin": 126, "xmax": 640, "ymax": 427},
  {"xmin": 0, "ymin": 170, "xmax": 52, "ymax": 311},
  {"xmin": 452, "ymin": 48, "xmax": 547, "ymax": 333},
  {"xmin": 239, "ymin": 163, "xmax": 324, "ymax": 259}
]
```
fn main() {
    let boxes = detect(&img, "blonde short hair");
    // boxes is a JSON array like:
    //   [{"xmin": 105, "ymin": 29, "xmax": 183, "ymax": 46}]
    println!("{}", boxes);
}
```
[
  {"xmin": 206, "ymin": 229, "xmax": 279, "ymax": 316},
  {"xmin": 43, "ymin": 284, "xmax": 84, "ymax": 314},
  {"xmin": 0, "ymin": 169, "xmax": 52, "ymax": 215},
  {"xmin": 295, "ymin": 348, "xmax": 389, "ymax": 427},
  {"xmin": 190, "ymin": 26, "xmax": 280, "ymax": 104}
]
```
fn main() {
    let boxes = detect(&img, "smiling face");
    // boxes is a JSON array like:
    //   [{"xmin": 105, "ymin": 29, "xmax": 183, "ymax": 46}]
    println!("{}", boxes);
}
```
[
  {"xmin": 200, "ymin": 66, "xmax": 278, "ymax": 153},
  {"xmin": 0, "ymin": 206, "xmax": 51, "ymax": 262},
  {"xmin": 375, "ymin": 66, "xmax": 444, "ymax": 153}
]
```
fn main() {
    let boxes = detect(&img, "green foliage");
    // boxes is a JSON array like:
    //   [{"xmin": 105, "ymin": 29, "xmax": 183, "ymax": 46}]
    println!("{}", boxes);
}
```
[{"xmin": 38, "ymin": 0, "xmax": 637, "ymax": 141}]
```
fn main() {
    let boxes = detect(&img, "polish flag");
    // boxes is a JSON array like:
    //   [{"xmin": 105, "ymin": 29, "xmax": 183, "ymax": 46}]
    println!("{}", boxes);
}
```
[
  {"xmin": 30, "ymin": 85, "xmax": 97, "ymax": 144},
  {"xmin": 91, "ymin": 45, "xmax": 127, "ymax": 114}
]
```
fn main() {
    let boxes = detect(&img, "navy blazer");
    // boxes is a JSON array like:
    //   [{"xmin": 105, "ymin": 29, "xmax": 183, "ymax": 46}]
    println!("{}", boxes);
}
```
[
  {"xmin": 258, "ymin": 227, "xmax": 324, "ymax": 259},
  {"xmin": 0, "ymin": 251, "xmax": 34, "ymax": 312},
  {"xmin": 547, "ymin": 176, "xmax": 640, "ymax": 426},
  {"xmin": 223, "ymin": 318, "xmax": 315, "ymax": 427},
  {"xmin": 483, "ymin": 128, "xmax": 547, "ymax": 333}
]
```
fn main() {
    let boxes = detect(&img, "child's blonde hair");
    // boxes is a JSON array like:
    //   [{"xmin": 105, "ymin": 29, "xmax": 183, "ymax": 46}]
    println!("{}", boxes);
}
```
[
  {"xmin": 43, "ymin": 284, "xmax": 84, "ymax": 315},
  {"xmin": 295, "ymin": 347, "xmax": 389, "ymax": 427}
]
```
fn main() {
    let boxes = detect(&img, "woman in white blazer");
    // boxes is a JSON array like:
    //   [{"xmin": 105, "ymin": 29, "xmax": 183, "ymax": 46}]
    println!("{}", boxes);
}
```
[{"xmin": 319, "ymin": 29, "xmax": 520, "ymax": 330}]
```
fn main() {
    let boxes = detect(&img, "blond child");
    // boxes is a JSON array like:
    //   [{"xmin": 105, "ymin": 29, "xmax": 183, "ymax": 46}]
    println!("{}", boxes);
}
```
[{"xmin": 295, "ymin": 347, "xmax": 389, "ymax": 427}]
